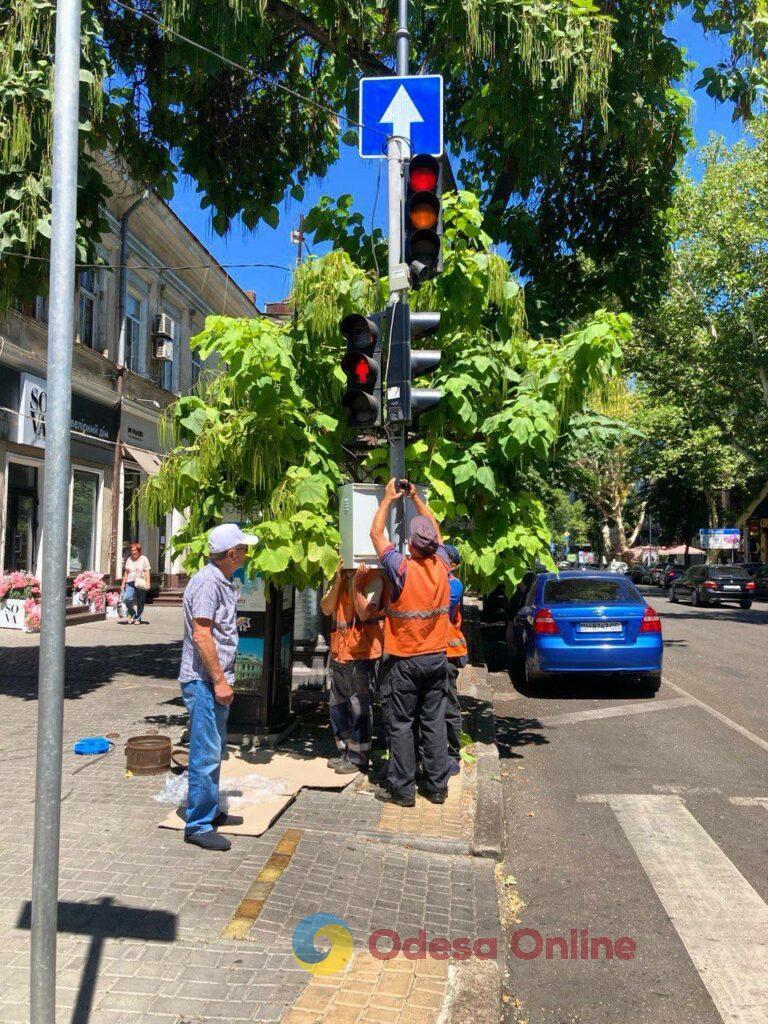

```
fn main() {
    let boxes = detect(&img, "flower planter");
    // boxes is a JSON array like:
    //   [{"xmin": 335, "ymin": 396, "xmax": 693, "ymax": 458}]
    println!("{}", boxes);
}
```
[{"xmin": 0, "ymin": 598, "xmax": 26, "ymax": 630}]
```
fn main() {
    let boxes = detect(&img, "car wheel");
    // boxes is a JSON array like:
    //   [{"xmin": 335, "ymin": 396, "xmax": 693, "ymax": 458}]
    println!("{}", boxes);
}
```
[
  {"xmin": 669, "ymin": 587, "xmax": 678, "ymax": 603},
  {"xmin": 638, "ymin": 672, "xmax": 661, "ymax": 695},
  {"xmin": 691, "ymin": 588, "xmax": 700, "ymax": 607},
  {"xmin": 740, "ymin": 600, "xmax": 753, "ymax": 610}
]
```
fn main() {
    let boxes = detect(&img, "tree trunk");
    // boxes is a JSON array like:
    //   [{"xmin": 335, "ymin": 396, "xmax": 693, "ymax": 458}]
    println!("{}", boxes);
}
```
[{"xmin": 600, "ymin": 522, "xmax": 613, "ymax": 561}]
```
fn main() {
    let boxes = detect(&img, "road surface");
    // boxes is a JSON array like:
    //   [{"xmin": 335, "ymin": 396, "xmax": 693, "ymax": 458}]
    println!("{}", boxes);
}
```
[{"xmin": 497, "ymin": 586, "xmax": 768, "ymax": 1024}]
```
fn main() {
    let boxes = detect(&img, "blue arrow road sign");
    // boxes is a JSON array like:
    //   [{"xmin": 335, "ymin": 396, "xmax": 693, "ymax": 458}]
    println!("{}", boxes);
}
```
[{"xmin": 359, "ymin": 75, "xmax": 443, "ymax": 159}]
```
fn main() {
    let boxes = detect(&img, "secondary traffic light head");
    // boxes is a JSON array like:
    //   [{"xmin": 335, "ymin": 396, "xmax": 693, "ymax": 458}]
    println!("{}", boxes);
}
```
[
  {"xmin": 340, "ymin": 312, "xmax": 383, "ymax": 429},
  {"xmin": 405, "ymin": 155, "xmax": 442, "ymax": 285},
  {"xmin": 385, "ymin": 302, "xmax": 442, "ymax": 424}
]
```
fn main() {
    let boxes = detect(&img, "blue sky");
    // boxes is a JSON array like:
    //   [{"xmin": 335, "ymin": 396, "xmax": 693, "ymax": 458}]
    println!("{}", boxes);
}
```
[{"xmin": 168, "ymin": 9, "xmax": 747, "ymax": 307}]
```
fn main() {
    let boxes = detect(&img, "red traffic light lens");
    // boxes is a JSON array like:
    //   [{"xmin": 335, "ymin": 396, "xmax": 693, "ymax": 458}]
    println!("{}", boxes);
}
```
[
  {"xmin": 342, "ymin": 352, "xmax": 377, "ymax": 387},
  {"xmin": 410, "ymin": 165, "xmax": 438, "ymax": 192}
]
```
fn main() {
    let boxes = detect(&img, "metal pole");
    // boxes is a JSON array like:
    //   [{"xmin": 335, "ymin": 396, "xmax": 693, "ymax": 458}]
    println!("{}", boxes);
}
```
[
  {"xmin": 30, "ymin": 0, "xmax": 82, "ymax": 1020},
  {"xmin": 388, "ymin": 0, "xmax": 409, "ymax": 550}
]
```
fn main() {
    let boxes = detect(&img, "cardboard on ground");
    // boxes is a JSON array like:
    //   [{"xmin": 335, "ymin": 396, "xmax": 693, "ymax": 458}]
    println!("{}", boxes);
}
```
[{"xmin": 158, "ymin": 750, "xmax": 353, "ymax": 836}]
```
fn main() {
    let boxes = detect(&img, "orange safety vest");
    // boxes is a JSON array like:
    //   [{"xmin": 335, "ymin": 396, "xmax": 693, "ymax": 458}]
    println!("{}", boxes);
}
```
[
  {"xmin": 447, "ymin": 602, "xmax": 468, "ymax": 660},
  {"xmin": 384, "ymin": 555, "xmax": 450, "ymax": 657},
  {"xmin": 330, "ymin": 571, "xmax": 385, "ymax": 663}
]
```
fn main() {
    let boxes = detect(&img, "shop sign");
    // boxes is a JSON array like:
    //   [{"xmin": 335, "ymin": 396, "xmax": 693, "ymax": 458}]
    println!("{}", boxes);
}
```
[
  {"xmin": 17, "ymin": 372, "xmax": 117, "ymax": 449},
  {"xmin": 699, "ymin": 528, "xmax": 741, "ymax": 550}
]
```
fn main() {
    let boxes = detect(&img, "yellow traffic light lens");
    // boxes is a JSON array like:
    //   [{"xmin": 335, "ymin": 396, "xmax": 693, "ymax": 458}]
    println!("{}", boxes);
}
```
[{"xmin": 410, "ymin": 204, "xmax": 438, "ymax": 230}]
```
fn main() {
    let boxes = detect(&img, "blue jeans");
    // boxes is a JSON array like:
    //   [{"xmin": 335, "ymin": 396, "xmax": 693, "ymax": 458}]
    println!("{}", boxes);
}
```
[
  {"xmin": 181, "ymin": 678, "xmax": 229, "ymax": 836},
  {"xmin": 124, "ymin": 583, "xmax": 146, "ymax": 621}
]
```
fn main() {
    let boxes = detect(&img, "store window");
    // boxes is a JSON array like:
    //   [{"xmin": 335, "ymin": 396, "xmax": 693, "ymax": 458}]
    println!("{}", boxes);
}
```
[
  {"xmin": 3, "ymin": 462, "xmax": 39, "ymax": 573},
  {"xmin": 78, "ymin": 269, "xmax": 97, "ymax": 349},
  {"xmin": 122, "ymin": 466, "xmax": 141, "ymax": 564},
  {"xmin": 69, "ymin": 469, "xmax": 100, "ymax": 573},
  {"xmin": 126, "ymin": 291, "xmax": 146, "ymax": 375}
]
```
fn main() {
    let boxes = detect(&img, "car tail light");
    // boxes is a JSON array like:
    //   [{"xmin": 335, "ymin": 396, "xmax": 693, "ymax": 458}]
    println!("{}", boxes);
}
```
[
  {"xmin": 533, "ymin": 609, "xmax": 559, "ymax": 635},
  {"xmin": 639, "ymin": 605, "xmax": 662, "ymax": 633},
  {"xmin": 703, "ymin": 580, "xmax": 718, "ymax": 590},
  {"xmin": 746, "ymin": 581, "xmax": 756, "ymax": 590}
]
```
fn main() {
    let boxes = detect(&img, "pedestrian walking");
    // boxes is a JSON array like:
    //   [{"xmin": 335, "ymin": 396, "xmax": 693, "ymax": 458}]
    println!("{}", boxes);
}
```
[
  {"xmin": 441, "ymin": 543, "xmax": 467, "ymax": 775},
  {"xmin": 119, "ymin": 542, "xmax": 151, "ymax": 624},
  {"xmin": 370, "ymin": 479, "xmax": 451, "ymax": 807},
  {"xmin": 321, "ymin": 559, "xmax": 384, "ymax": 775},
  {"xmin": 178, "ymin": 523, "xmax": 257, "ymax": 851}
]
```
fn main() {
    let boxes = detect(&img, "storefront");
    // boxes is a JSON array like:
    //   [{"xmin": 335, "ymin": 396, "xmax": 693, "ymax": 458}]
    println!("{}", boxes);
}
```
[{"xmin": 0, "ymin": 366, "xmax": 117, "ymax": 577}]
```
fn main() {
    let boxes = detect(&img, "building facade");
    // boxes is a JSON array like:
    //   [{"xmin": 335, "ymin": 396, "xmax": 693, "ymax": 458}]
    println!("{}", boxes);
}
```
[{"xmin": 0, "ymin": 156, "xmax": 256, "ymax": 588}]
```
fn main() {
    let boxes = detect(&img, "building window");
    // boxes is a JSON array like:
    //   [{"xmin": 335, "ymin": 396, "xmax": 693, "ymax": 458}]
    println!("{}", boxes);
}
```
[
  {"xmin": 78, "ymin": 270, "xmax": 97, "ymax": 349},
  {"xmin": 126, "ymin": 291, "xmax": 146, "ymax": 374},
  {"xmin": 3, "ymin": 462, "xmax": 39, "ymax": 573},
  {"xmin": 161, "ymin": 304, "xmax": 180, "ymax": 392},
  {"xmin": 70, "ymin": 469, "xmax": 100, "ymax": 573}
]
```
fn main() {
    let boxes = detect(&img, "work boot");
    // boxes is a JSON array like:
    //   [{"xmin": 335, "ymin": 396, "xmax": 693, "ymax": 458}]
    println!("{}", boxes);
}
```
[
  {"xmin": 335, "ymin": 756, "xmax": 365, "ymax": 775},
  {"xmin": 213, "ymin": 811, "xmax": 244, "ymax": 828},
  {"xmin": 374, "ymin": 784, "xmax": 415, "ymax": 808},
  {"xmin": 184, "ymin": 830, "xmax": 231, "ymax": 852},
  {"xmin": 326, "ymin": 755, "xmax": 346, "ymax": 768},
  {"xmin": 422, "ymin": 788, "xmax": 448, "ymax": 805}
]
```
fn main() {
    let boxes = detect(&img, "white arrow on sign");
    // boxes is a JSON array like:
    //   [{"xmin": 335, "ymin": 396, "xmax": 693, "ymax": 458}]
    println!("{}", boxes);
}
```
[{"xmin": 379, "ymin": 85, "xmax": 423, "ymax": 142}]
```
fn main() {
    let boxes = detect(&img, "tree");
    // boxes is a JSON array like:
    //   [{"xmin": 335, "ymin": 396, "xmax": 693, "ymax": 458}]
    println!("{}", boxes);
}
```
[
  {"xmin": 145, "ymin": 190, "xmax": 630, "ymax": 593},
  {"xmin": 4, "ymin": 0, "xmax": 755, "ymax": 321}
]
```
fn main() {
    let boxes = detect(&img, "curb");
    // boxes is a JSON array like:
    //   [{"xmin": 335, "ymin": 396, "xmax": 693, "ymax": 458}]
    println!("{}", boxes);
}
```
[
  {"xmin": 469, "ymin": 674, "xmax": 504, "ymax": 861},
  {"xmin": 441, "ymin": 959, "xmax": 502, "ymax": 1024}
]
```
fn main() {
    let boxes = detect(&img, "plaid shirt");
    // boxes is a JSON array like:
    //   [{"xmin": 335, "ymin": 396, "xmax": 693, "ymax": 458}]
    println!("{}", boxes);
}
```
[{"xmin": 179, "ymin": 561, "xmax": 238, "ymax": 685}]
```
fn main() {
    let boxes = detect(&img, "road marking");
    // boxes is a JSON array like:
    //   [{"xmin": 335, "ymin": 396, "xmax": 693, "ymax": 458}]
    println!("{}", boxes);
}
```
[
  {"xmin": 653, "ymin": 784, "xmax": 722, "ymax": 795},
  {"xmin": 663, "ymin": 677, "xmax": 768, "ymax": 755},
  {"xmin": 730, "ymin": 797, "xmax": 768, "ymax": 808},
  {"xmin": 604, "ymin": 794, "xmax": 768, "ymax": 1024},
  {"xmin": 538, "ymin": 696, "xmax": 693, "ymax": 727}
]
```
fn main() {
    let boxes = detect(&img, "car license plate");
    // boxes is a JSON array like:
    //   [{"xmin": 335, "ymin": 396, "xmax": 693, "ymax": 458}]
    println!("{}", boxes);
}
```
[
  {"xmin": 578, "ymin": 622, "xmax": 621, "ymax": 633},
  {"xmin": 723, "ymin": 585, "xmax": 741, "ymax": 591}
]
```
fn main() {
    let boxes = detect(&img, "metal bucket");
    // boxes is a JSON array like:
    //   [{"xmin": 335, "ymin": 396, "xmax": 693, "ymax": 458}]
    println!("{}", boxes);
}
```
[{"xmin": 125, "ymin": 734, "xmax": 172, "ymax": 775}]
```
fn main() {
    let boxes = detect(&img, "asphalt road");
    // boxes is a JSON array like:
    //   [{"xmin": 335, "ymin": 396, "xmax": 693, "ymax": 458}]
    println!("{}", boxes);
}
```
[{"xmin": 497, "ymin": 585, "xmax": 768, "ymax": 1024}]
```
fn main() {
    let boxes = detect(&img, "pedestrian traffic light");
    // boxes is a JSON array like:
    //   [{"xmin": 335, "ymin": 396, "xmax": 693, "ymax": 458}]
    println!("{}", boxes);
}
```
[
  {"xmin": 386, "ymin": 301, "xmax": 442, "ymax": 424},
  {"xmin": 340, "ymin": 312, "xmax": 383, "ymax": 428},
  {"xmin": 405, "ymin": 154, "xmax": 442, "ymax": 285}
]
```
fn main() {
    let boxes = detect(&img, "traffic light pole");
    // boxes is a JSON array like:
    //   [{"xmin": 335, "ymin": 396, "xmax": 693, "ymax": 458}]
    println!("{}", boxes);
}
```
[
  {"xmin": 387, "ymin": 0, "xmax": 409, "ymax": 552},
  {"xmin": 30, "ymin": 0, "xmax": 82, "ymax": 1021}
]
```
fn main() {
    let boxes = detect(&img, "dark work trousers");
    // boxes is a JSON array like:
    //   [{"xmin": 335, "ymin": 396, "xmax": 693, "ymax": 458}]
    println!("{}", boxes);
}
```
[
  {"xmin": 329, "ymin": 658, "xmax": 376, "ymax": 768},
  {"xmin": 382, "ymin": 652, "xmax": 450, "ymax": 798},
  {"xmin": 445, "ymin": 658, "xmax": 464, "ymax": 761}
]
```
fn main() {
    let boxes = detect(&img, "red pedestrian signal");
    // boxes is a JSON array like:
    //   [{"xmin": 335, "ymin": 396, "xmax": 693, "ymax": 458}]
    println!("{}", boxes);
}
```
[
  {"xmin": 405, "ymin": 154, "xmax": 442, "ymax": 285},
  {"xmin": 339, "ymin": 313, "xmax": 383, "ymax": 428}
]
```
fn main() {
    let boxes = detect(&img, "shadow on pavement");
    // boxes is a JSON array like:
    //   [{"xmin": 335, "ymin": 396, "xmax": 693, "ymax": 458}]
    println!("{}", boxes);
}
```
[
  {"xmin": 18, "ymin": 896, "xmax": 175, "ymax": 1024},
  {"xmin": 510, "ymin": 673, "xmax": 659, "ymax": 702},
  {"xmin": 660, "ymin": 606, "xmax": 768, "ymax": 624},
  {"xmin": 493, "ymin": 711, "xmax": 548, "ymax": 759},
  {"xmin": 0, "ymin": 641, "xmax": 181, "ymax": 701}
]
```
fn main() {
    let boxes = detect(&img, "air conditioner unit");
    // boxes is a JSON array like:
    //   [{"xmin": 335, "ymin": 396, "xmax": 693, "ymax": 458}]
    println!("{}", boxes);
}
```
[
  {"xmin": 154, "ymin": 338, "xmax": 174, "ymax": 362},
  {"xmin": 152, "ymin": 312, "xmax": 175, "ymax": 339}
]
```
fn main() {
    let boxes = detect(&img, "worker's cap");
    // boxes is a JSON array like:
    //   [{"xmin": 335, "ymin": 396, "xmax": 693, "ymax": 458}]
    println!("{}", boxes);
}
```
[
  {"xmin": 443, "ymin": 543, "xmax": 461, "ymax": 566},
  {"xmin": 208, "ymin": 523, "xmax": 259, "ymax": 555},
  {"xmin": 409, "ymin": 516, "xmax": 439, "ymax": 557}
]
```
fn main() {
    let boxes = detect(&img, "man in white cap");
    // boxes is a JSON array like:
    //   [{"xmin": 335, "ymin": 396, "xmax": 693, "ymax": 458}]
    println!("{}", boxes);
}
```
[{"xmin": 178, "ymin": 523, "xmax": 257, "ymax": 851}]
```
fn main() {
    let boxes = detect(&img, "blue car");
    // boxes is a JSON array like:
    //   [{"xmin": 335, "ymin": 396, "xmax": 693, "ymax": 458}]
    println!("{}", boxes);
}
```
[{"xmin": 508, "ymin": 571, "xmax": 662, "ymax": 693}]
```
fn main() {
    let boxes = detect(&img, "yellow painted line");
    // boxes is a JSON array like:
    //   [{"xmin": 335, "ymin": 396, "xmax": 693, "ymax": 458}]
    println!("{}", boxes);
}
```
[{"xmin": 221, "ymin": 827, "xmax": 302, "ymax": 940}]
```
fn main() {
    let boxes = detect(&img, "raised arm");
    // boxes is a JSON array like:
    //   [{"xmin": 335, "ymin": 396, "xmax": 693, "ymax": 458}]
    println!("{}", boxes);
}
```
[
  {"xmin": 407, "ymin": 484, "xmax": 442, "ymax": 542},
  {"xmin": 370, "ymin": 478, "xmax": 401, "ymax": 558},
  {"xmin": 353, "ymin": 568, "xmax": 383, "ymax": 621},
  {"xmin": 320, "ymin": 557, "xmax": 345, "ymax": 616}
]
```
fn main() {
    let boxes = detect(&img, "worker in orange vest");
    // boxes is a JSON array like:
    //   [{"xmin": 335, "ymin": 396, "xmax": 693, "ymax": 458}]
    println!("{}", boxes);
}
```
[
  {"xmin": 321, "ymin": 558, "xmax": 385, "ymax": 775},
  {"xmin": 370, "ymin": 479, "xmax": 451, "ymax": 807}
]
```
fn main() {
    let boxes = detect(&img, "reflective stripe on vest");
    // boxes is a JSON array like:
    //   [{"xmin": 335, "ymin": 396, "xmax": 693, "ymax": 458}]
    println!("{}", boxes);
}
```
[
  {"xmin": 446, "ymin": 604, "xmax": 468, "ymax": 659},
  {"xmin": 384, "ymin": 555, "xmax": 450, "ymax": 657},
  {"xmin": 331, "ymin": 574, "xmax": 384, "ymax": 662}
]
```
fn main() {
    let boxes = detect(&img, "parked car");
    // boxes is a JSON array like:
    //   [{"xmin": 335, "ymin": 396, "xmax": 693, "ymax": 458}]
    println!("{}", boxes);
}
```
[
  {"xmin": 661, "ymin": 564, "xmax": 685, "ymax": 590},
  {"xmin": 751, "ymin": 563, "xmax": 768, "ymax": 600},
  {"xmin": 627, "ymin": 564, "xmax": 645, "ymax": 584},
  {"xmin": 642, "ymin": 563, "xmax": 664, "ymax": 585},
  {"xmin": 508, "ymin": 572, "xmax": 662, "ymax": 693},
  {"xmin": 670, "ymin": 565, "xmax": 756, "ymax": 608}
]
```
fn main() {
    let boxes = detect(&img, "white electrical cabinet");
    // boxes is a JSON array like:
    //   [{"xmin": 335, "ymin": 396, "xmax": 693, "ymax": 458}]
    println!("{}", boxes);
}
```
[{"xmin": 339, "ymin": 483, "xmax": 428, "ymax": 568}]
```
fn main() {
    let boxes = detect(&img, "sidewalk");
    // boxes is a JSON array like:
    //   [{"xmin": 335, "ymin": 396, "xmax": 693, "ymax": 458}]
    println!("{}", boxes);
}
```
[{"xmin": 0, "ymin": 610, "xmax": 503, "ymax": 1024}]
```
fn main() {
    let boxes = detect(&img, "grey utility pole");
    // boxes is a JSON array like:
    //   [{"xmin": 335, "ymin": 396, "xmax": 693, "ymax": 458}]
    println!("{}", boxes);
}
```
[
  {"xmin": 387, "ymin": 0, "xmax": 410, "ymax": 550},
  {"xmin": 30, "ymin": 0, "xmax": 83, "ymax": 1020}
]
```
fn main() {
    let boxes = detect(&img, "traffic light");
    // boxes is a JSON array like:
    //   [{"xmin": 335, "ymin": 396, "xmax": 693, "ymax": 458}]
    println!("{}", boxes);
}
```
[
  {"xmin": 340, "ymin": 312, "xmax": 383, "ymax": 428},
  {"xmin": 386, "ymin": 301, "xmax": 442, "ymax": 424},
  {"xmin": 405, "ymin": 154, "xmax": 442, "ymax": 285}
]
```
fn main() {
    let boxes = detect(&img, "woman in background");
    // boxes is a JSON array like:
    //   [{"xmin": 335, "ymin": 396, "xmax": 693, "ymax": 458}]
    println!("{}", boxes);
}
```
[{"xmin": 121, "ymin": 541, "xmax": 151, "ymax": 624}]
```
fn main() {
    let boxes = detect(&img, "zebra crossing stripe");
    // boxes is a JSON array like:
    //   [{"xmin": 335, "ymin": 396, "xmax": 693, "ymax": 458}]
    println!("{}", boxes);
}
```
[{"xmin": 604, "ymin": 794, "xmax": 768, "ymax": 1024}]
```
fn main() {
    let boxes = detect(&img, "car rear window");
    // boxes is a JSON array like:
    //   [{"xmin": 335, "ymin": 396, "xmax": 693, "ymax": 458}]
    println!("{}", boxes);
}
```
[
  {"xmin": 543, "ymin": 579, "xmax": 644, "ymax": 605},
  {"xmin": 711, "ymin": 566, "xmax": 750, "ymax": 579}
]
